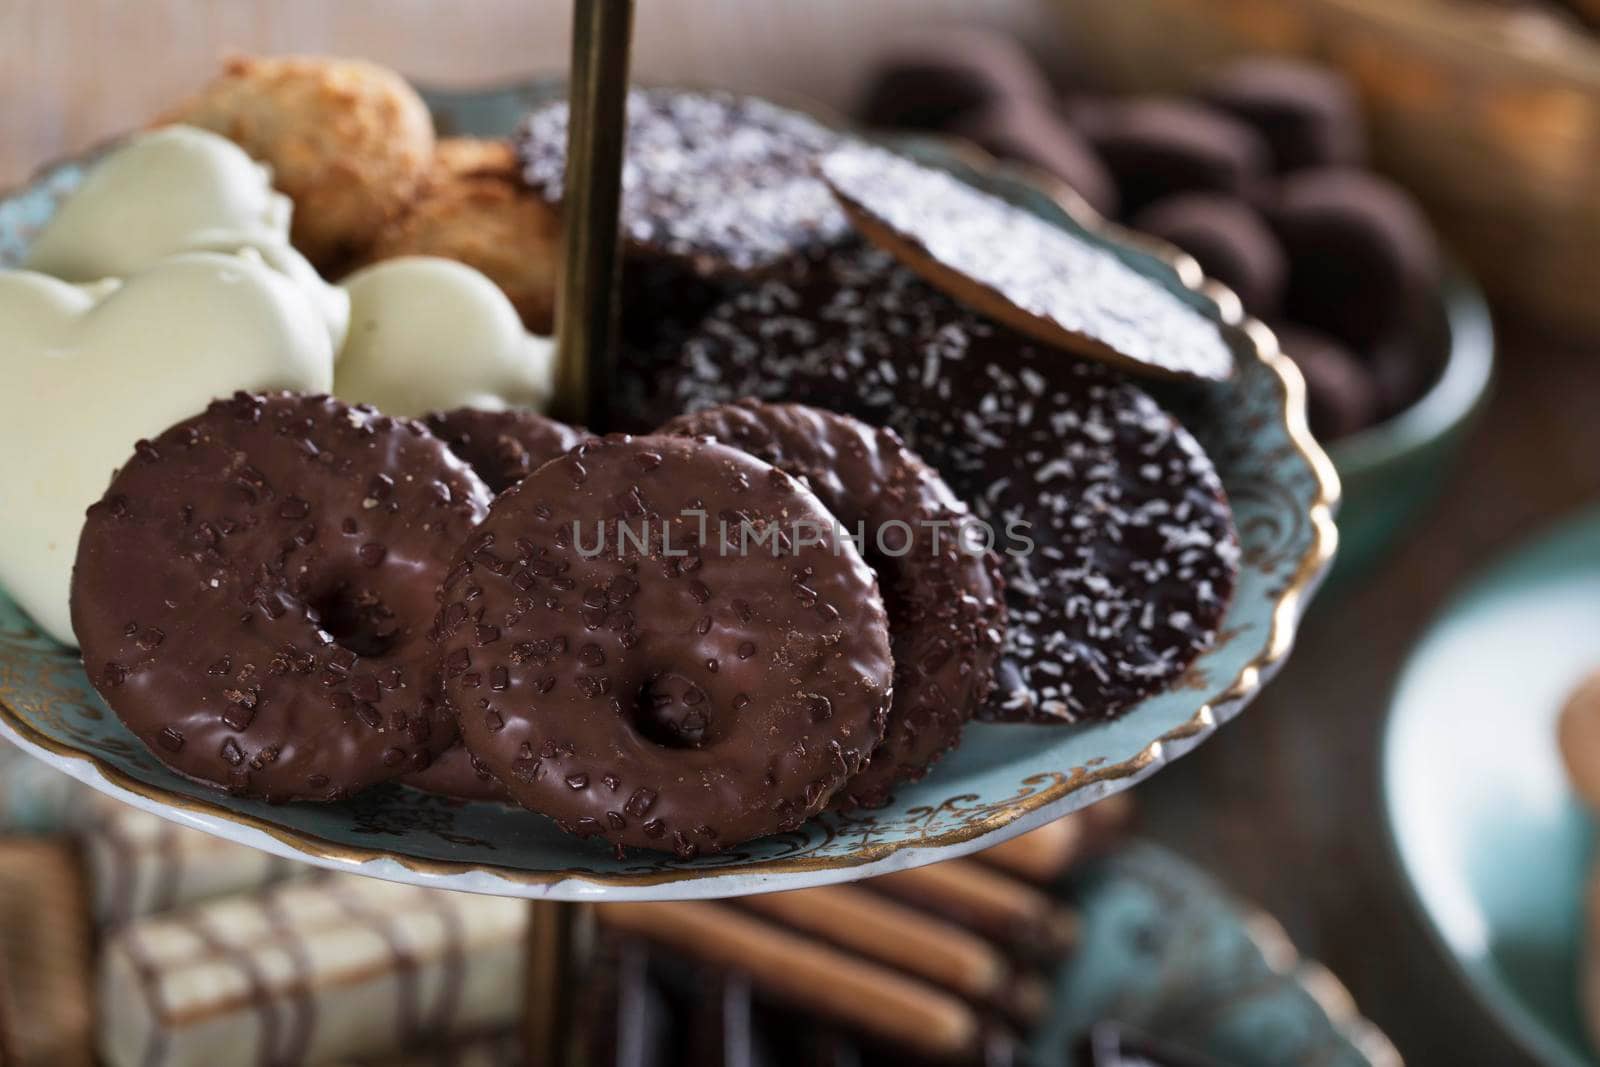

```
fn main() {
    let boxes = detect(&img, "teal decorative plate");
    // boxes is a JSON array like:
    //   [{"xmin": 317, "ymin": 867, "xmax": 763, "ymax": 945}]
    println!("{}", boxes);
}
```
[
  {"xmin": 1050, "ymin": 842, "xmax": 1399, "ymax": 1067},
  {"xmin": 1385, "ymin": 505, "xmax": 1600, "ymax": 1067},
  {"xmin": 0, "ymin": 90, "xmax": 1337, "ymax": 900}
]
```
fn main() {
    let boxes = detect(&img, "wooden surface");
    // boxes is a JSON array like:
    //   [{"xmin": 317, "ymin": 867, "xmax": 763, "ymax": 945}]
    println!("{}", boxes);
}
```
[
  {"xmin": 1143, "ymin": 311, "xmax": 1600, "ymax": 1066},
  {"xmin": 4, "ymin": 4, "xmax": 1600, "ymax": 1063}
]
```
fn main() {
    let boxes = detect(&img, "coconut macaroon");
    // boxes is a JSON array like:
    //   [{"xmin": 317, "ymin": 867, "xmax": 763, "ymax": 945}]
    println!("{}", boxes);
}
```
[
  {"xmin": 363, "ymin": 137, "xmax": 562, "ymax": 334},
  {"xmin": 164, "ymin": 54, "xmax": 435, "ymax": 270}
]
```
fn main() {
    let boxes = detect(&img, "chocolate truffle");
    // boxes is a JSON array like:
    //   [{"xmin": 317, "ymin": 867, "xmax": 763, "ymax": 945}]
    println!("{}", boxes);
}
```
[
  {"xmin": 1268, "ymin": 168, "xmax": 1440, "ymax": 352},
  {"xmin": 1133, "ymin": 193, "xmax": 1288, "ymax": 315},
  {"xmin": 1274, "ymin": 324, "xmax": 1381, "ymax": 440},
  {"xmin": 1078, "ymin": 97, "xmax": 1271, "ymax": 217},
  {"xmin": 1369, "ymin": 326, "xmax": 1445, "ymax": 420},
  {"xmin": 949, "ymin": 99, "xmax": 1119, "ymax": 217},
  {"xmin": 857, "ymin": 28, "xmax": 1053, "ymax": 132},
  {"xmin": 1200, "ymin": 58, "xmax": 1366, "ymax": 172}
]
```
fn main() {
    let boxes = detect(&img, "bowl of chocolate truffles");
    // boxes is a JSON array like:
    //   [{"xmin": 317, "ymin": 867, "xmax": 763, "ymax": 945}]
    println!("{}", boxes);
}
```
[
  {"xmin": 0, "ymin": 55, "xmax": 1336, "ymax": 899},
  {"xmin": 856, "ymin": 31, "xmax": 1495, "ymax": 584},
  {"xmin": 1056, "ymin": 0, "xmax": 1600, "ymax": 338}
]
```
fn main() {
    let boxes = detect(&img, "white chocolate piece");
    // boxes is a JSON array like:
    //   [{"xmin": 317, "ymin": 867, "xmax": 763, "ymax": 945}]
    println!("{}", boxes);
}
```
[
  {"xmin": 1560, "ymin": 669, "xmax": 1600, "ymax": 811},
  {"xmin": 25, "ymin": 127, "xmax": 289, "ymax": 280},
  {"xmin": 335, "ymin": 256, "xmax": 554, "ymax": 417},
  {"xmin": 23, "ymin": 126, "xmax": 347, "ymax": 353},
  {"xmin": 169, "ymin": 234, "xmax": 349, "ymax": 356},
  {"xmin": 0, "ymin": 253, "xmax": 333, "ymax": 646},
  {"xmin": 98, "ymin": 875, "xmax": 526, "ymax": 1067}
]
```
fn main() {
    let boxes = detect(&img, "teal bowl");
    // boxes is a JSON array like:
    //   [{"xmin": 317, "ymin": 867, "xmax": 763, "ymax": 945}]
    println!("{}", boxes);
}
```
[
  {"xmin": 1384, "ymin": 504, "xmax": 1600, "ymax": 1067},
  {"xmin": 1322, "ymin": 272, "xmax": 1495, "ymax": 586}
]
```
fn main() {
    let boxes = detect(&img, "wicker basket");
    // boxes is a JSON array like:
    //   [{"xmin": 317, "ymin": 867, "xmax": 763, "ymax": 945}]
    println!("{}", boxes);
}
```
[{"xmin": 1054, "ymin": 0, "xmax": 1600, "ymax": 334}]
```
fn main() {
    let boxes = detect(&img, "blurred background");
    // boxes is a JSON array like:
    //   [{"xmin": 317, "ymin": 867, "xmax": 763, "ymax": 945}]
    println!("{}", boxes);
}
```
[{"xmin": 3, "ymin": 1, "xmax": 1600, "ymax": 1065}]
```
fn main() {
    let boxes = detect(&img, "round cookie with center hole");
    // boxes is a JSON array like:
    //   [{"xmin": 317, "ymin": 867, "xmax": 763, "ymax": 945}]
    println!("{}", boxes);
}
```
[
  {"xmin": 403, "ymin": 406, "xmax": 586, "ymax": 800},
  {"xmin": 660, "ymin": 401, "xmax": 1006, "ymax": 809},
  {"xmin": 421, "ymin": 407, "xmax": 586, "ymax": 494},
  {"xmin": 72, "ymin": 392, "xmax": 491, "ymax": 801},
  {"xmin": 439, "ymin": 434, "xmax": 893, "ymax": 856}
]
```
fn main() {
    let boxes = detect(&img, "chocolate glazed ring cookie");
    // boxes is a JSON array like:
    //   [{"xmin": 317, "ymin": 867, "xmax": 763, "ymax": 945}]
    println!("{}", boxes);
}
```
[
  {"xmin": 660, "ymin": 402, "xmax": 1005, "ymax": 809},
  {"xmin": 400, "ymin": 740, "xmax": 508, "ymax": 803},
  {"xmin": 403, "ymin": 407, "xmax": 583, "ymax": 801},
  {"xmin": 439, "ymin": 434, "xmax": 893, "ymax": 856},
  {"xmin": 72, "ymin": 392, "xmax": 492, "ymax": 801},
  {"xmin": 652, "ymin": 243, "xmax": 1240, "ymax": 723},
  {"xmin": 422, "ymin": 407, "xmax": 586, "ymax": 494}
]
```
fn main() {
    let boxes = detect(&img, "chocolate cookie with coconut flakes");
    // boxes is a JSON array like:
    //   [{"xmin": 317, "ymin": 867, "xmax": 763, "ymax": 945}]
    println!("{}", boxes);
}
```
[{"xmin": 644, "ymin": 242, "xmax": 1238, "ymax": 723}]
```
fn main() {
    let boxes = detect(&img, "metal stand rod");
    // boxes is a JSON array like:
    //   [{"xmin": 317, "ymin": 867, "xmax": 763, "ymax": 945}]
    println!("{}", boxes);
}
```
[
  {"xmin": 527, "ymin": 7, "xmax": 634, "ymax": 1059},
  {"xmin": 525, "ymin": 900, "xmax": 592, "ymax": 1066},
  {"xmin": 551, "ymin": 0, "xmax": 635, "ymax": 431}
]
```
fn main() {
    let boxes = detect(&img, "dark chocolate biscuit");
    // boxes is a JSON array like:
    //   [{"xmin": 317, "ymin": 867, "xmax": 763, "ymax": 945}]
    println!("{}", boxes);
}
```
[
  {"xmin": 1133, "ymin": 193, "xmax": 1287, "ymax": 315},
  {"xmin": 422, "ymin": 407, "xmax": 585, "ymax": 494},
  {"xmin": 72, "ymin": 392, "xmax": 491, "ymax": 801},
  {"xmin": 1267, "ymin": 168, "xmax": 1440, "ymax": 352},
  {"xmin": 856, "ymin": 28, "xmax": 1053, "ymax": 132},
  {"xmin": 819, "ymin": 143, "xmax": 1234, "ymax": 382},
  {"xmin": 949, "ymin": 99, "xmax": 1120, "ymax": 218},
  {"xmin": 516, "ymin": 89, "xmax": 850, "ymax": 279},
  {"xmin": 1199, "ymin": 58, "xmax": 1366, "ymax": 173},
  {"xmin": 1273, "ymin": 325, "xmax": 1380, "ymax": 441},
  {"xmin": 660, "ymin": 402, "xmax": 1006, "ymax": 808},
  {"xmin": 405, "ymin": 408, "xmax": 580, "ymax": 800},
  {"xmin": 400, "ymin": 737, "xmax": 509, "ymax": 803},
  {"xmin": 440, "ymin": 434, "xmax": 893, "ymax": 855},
  {"xmin": 653, "ymin": 244, "xmax": 1239, "ymax": 722},
  {"xmin": 1077, "ymin": 97, "xmax": 1270, "ymax": 217}
]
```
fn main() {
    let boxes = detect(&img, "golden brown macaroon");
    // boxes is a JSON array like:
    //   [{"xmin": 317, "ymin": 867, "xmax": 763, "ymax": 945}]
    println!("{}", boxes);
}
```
[
  {"xmin": 362, "ymin": 137, "xmax": 562, "ymax": 334},
  {"xmin": 164, "ymin": 54, "xmax": 436, "ymax": 271},
  {"xmin": 432, "ymin": 135, "xmax": 518, "ymax": 178}
]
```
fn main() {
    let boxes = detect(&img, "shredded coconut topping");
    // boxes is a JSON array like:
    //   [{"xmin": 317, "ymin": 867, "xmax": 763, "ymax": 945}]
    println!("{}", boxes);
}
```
[
  {"xmin": 632, "ymin": 243, "xmax": 1239, "ymax": 722},
  {"xmin": 517, "ymin": 89, "xmax": 851, "ymax": 275}
]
